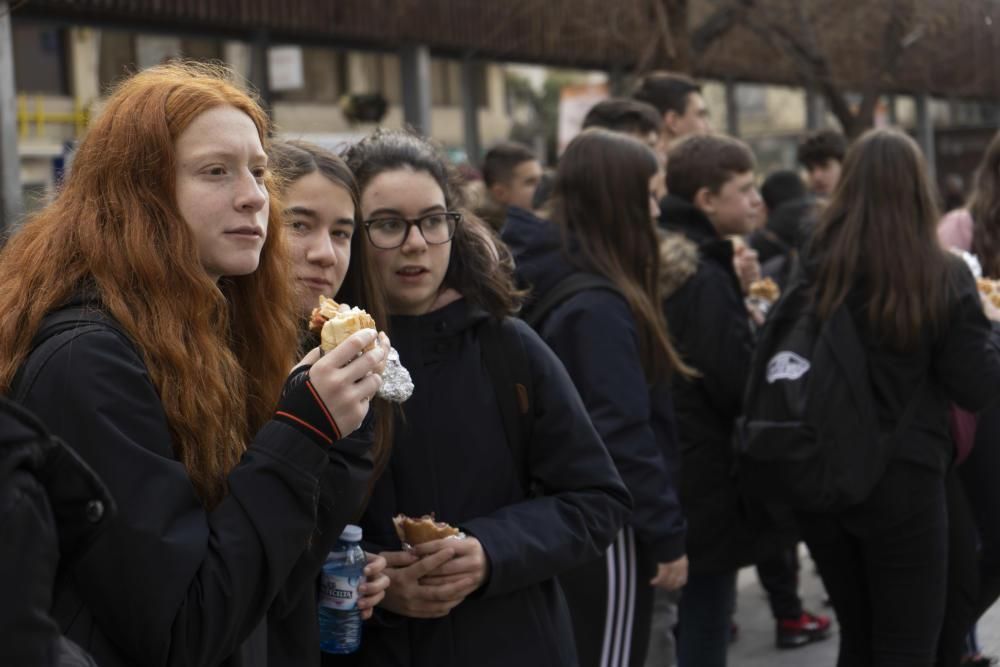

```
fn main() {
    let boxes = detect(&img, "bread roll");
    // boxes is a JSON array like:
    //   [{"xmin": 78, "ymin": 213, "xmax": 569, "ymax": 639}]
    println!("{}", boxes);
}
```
[
  {"xmin": 393, "ymin": 514, "xmax": 460, "ymax": 545},
  {"xmin": 749, "ymin": 277, "xmax": 780, "ymax": 303},
  {"xmin": 309, "ymin": 295, "xmax": 377, "ymax": 352}
]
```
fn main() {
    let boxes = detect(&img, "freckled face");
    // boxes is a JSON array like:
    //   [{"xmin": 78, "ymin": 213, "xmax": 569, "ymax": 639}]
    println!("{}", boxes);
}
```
[{"xmin": 174, "ymin": 106, "xmax": 269, "ymax": 281}]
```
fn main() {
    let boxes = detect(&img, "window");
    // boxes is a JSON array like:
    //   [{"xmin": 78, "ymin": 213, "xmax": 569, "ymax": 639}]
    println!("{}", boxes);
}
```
[
  {"xmin": 271, "ymin": 47, "xmax": 346, "ymax": 104},
  {"xmin": 99, "ymin": 33, "xmax": 224, "ymax": 91},
  {"xmin": 99, "ymin": 30, "xmax": 137, "ymax": 91},
  {"xmin": 13, "ymin": 22, "xmax": 68, "ymax": 95},
  {"xmin": 431, "ymin": 59, "xmax": 458, "ymax": 107}
]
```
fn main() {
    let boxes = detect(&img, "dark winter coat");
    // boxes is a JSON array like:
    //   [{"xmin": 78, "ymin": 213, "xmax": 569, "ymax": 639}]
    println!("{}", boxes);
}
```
[
  {"xmin": 343, "ymin": 298, "xmax": 631, "ymax": 667},
  {"xmin": 658, "ymin": 195, "xmax": 758, "ymax": 574},
  {"xmin": 0, "ymin": 397, "xmax": 106, "ymax": 667},
  {"xmin": 502, "ymin": 208, "xmax": 687, "ymax": 564},
  {"xmin": 836, "ymin": 256, "xmax": 1000, "ymax": 472},
  {"xmin": 13, "ymin": 299, "xmax": 375, "ymax": 667}
]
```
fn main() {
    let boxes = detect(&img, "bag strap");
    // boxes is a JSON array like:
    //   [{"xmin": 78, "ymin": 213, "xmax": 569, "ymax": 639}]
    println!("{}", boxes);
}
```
[
  {"xmin": 522, "ymin": 272, "xmax": 619, "ymax": 329},
  {"xmin": 479, "ymin": 317, "xmax": 534, "ymax": 495},
  {"xmin": 12, "ymin": 307, "xmax": 129, "ymax": 402}
]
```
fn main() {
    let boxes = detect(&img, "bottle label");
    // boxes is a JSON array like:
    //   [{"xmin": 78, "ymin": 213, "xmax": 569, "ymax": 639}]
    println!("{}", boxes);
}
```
[{"xmin": 320, "ymin": 573, "xmax": 362, "ymax": 611}]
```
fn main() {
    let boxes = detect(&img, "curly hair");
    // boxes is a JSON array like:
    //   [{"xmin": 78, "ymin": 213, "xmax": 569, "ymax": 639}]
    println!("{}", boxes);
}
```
[
  {"xmin": 0, "ymin": 62, "xmax": 298, "ymax": 508},
  {"xmin": 797, "ymin": 129, "xmax": 848, "ymax": 169}
]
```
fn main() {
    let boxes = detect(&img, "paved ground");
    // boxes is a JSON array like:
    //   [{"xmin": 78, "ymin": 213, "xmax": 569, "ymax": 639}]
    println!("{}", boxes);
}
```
[{"xmin": 726, "ymin": 550, "xmax": 1000, "ymax": 666}]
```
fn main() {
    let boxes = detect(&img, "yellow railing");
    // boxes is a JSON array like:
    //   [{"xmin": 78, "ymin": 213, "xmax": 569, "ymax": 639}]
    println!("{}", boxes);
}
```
[{"xmin": 17, "ymin": 95, "xmax": 90, "ymax": 138}]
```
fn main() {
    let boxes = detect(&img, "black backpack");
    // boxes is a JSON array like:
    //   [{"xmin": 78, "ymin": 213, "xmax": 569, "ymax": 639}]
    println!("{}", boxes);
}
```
[
  {"xmin": 736, "ymin": 270, "xmax": 924, "ymax": 512},
  {"xmin": 479, "ymin": 272, "xmax": 619, "ymax": 497}
]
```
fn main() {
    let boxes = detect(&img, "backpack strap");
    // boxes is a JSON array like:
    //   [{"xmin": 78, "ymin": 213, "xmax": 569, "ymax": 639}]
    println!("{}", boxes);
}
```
[
  {"xmin": 522, "ymin": 272, "xmax": 619, "ymax": 329},
  {"xmin": 12, "ymin": 307, "xmax": 131, "ymax": 402},
  {"xmin": 479, "ymin": 317, "xmax": 535, "ymax": 496}
]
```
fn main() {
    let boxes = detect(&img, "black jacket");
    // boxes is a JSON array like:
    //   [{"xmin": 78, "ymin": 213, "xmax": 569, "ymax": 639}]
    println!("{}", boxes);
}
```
[
  {"xmin": 502, "ymin": 208, "xmax": 687, "ymax": 563},
  {"xmin": 343, "ymin": 298, "xmax": 631, "ymax": 667},
  {"xmin": 838, "ymin": 256, "xmax": 1000, "ymax": 472},
  {"xmin": 658, "ymin": 195, "xmax": 758, "ymax": 574},
  {"xmin": 14, "ymin": 301, "xmax": 374, "ymax": 667},
  {"xmin": 0, "ymin": 397, "xmax": 106, "ymax": 667}
]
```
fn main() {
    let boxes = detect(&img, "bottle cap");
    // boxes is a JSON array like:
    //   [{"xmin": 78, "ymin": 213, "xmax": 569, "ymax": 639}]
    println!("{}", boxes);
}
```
[{"xmin": 340, "ymin": 524, "xmax": 363, "ymax": 542}]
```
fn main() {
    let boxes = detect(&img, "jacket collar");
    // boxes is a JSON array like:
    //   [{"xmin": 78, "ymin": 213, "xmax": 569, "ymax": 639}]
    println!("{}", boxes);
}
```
[
  {"xmin": 660, "ymin": 195, "xmax": 735, "ymax": 271},
  {"xmin": 659, "ymin": 194, "xmax": 721, "ymax": 245}
]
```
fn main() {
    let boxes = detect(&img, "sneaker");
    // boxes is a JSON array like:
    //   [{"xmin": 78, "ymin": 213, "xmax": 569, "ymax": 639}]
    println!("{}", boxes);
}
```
[{"xmin": 776, "ymin": 611, "xmax": 832, "ymax": 649}]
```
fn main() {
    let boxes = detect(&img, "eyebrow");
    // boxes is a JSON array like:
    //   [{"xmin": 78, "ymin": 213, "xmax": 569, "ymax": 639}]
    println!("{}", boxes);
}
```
[
  {"xmin": 286, "ymin": 207, "xmax": 357, "ymax": 228},
  {"xmin": 367, "ymin": 204, "xmax": 446, "ymax": 218},
  {"xmin": 285, "ymin": 206, "xmax": 317, "ymax": 220},
  {"xmin": 185, "ymin": 149, "xmax": 268, "ymax": 164}
]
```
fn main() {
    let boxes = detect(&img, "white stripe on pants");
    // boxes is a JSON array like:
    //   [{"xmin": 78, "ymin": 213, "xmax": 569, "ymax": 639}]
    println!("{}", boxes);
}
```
[{"xmin": 600, "ymin": 527, "xmax": 638, "ymax": 667}]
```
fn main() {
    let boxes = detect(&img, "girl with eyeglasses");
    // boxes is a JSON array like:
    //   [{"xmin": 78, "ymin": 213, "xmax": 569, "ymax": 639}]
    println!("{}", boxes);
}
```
[{"xmin": 331, "ymin": 129, "xmax": 631, "ymax": 666}]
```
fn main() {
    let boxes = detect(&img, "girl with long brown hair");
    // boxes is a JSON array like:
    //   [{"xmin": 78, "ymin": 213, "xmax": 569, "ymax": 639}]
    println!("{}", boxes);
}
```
[
  {"xmin": 796, "ymin": 128, "xmax": 1000, "ymax": 666},
  {"xmin": 939, "ymin": 131, "xmax": 1000, "ymax": 276},
  {"xmin": 934, "ymin": 131, "xmax": 1000, "ymax": 666},
  {"xmin": 270, "ymin": 139, "xmax": 394, "ymax": 477},
  {"xmin": 503, "ymin": 128, "xmax": 689, "ymax": 667},
  {"xmin": 0, "ymin": 62, "xmax": 386, "ymax": 665},
  {"xmin": 334, "ymin": 128, "xmax": 630, "ymax": 666}
]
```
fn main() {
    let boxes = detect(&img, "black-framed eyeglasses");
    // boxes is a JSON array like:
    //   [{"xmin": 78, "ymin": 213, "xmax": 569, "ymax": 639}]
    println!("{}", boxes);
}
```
[{"xmin": 363, "ymin": 211, "xmax": 461, "ymax": 249}]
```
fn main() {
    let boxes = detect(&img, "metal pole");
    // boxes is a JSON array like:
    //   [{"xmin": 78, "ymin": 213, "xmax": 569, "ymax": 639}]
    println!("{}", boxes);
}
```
[
  {"xmin": 916, "ymin": 93, "xmax": 936, "ymax": 181},
  {"xmin": 805, "ymin": 87, "xmax": 821, "ymax": 130},
  {"xmin": 0, "ymin": 1, "xmax": 23, "ymax": 230},
  {"xmin": 460, "ymin": 55, "xmax": 481, "ymax": 164},
  {"xmin": 725, "ymin": 79, "xmax": 740, "ymax": 138},
  {"xmin": 400, "ymin": 44, "xmax": 432, "ymax": 136},
  {"xmin": 249, "ymin": 30, "xmax": 272, "ymax": 111}
]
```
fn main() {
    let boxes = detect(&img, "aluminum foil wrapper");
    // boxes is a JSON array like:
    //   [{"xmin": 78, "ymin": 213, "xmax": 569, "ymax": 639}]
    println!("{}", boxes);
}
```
[
  {"xmin": 949, "ymin": 247, "xmax": 983, "ymax": 279},
  {"xmin": 746, "ymin": 296, "xmax": 773, "ymax": 318},
  {"xmin": 377, "ymin": 347, "xmax": 414, "ymax": 403}
]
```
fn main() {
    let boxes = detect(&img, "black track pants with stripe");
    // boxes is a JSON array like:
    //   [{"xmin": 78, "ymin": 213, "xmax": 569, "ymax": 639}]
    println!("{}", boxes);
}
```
[{"xmin": 559, "ymin": 527, "xmax": 656, "ymax": 667}]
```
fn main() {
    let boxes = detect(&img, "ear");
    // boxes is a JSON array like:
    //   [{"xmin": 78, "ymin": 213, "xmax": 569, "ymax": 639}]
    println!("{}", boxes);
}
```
[
  {"xmin": 663, "ymin": 110, "xmax": 681, "ymax": 137},
  {"xmin": 488, "ymin": 182, "xmax": 509, "ymax": 205},
  {"xmin": 693, "ymin": 186, "xmax": 715, "ymax": 215}
]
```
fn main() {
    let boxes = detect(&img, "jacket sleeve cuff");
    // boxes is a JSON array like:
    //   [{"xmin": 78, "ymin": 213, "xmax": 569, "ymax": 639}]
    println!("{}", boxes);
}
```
[
  {"xmin": 273, "ymin": 367, "xmax": 342, "ymax": 448},
  {"xmin": 645, "ymin": 532, "xmax": 686, "ymax": 564}
]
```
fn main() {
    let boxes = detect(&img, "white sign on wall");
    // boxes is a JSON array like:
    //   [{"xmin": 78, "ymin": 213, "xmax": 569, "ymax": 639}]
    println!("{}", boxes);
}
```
[
  {"xmin": 557, "ymin": 82, "xmax": 608, "ymax": 155},
  {"xmin": 268, "ymin": 46, "xmax": 305, "ymax": 91}
]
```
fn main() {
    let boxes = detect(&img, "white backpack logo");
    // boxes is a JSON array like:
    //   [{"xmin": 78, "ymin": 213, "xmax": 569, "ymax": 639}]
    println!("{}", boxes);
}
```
[{"xmin": 766, "ymin": 351, "xmax": 811, "ymax": 384}]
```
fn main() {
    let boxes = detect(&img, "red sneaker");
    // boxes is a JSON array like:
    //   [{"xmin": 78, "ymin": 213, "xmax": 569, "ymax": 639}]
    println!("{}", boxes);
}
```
[{"xmin": 776, "ymin": 611, "xmax": 832, "ymax": 649}]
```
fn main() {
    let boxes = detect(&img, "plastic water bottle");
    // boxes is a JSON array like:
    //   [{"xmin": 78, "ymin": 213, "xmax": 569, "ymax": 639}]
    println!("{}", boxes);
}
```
[{"xmin": 318, "ymin": 524, "xmax": 366, "ymax": 654}]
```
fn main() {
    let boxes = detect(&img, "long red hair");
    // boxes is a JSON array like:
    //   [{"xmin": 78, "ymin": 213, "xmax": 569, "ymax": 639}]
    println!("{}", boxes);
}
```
[{"xmin": 0, "ymin": 62, "xmax": 298, "ymax": 508}]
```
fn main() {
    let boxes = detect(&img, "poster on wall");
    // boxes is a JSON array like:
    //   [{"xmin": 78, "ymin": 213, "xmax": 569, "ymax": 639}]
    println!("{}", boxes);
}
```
[
  {"xmin": 268, "ymin": 46, "xmax": 305, "ymax": 91},
  {"xmin": 557, "ymin": 82, "xmax": 608, "ymax": 155}
]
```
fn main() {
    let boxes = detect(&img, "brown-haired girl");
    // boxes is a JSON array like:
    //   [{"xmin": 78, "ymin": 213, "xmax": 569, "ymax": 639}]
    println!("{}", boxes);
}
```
[
  {"xmin": 503, "ymin": 128, "xmax": 690, "ymax": 667},
  {"xmin": 336, "ymin": 129, "xmax": 631, "ymax": 666},
  {"xmin": 0, "ymin": 63, "xmax": 385, "ymax": 665},
  {"xmin": 799, "ymin": 128, "xmax": 1000, "ymax": 665}
]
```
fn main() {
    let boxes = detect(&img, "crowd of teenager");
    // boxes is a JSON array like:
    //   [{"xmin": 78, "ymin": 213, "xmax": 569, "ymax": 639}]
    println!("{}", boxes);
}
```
[{"xmin": 4, "ymin": 60, "xmax": 1000, "ymax": 667}]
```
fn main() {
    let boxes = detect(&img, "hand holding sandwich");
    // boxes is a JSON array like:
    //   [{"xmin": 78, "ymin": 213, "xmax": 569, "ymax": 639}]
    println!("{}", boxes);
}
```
[
  {"xmin": 379, "ymin": 548, "xmax": 476, "ymax": 619},
  {"xmin": 413, "ymin": 536, "xmax": 490, "ymax": 595},
  {"xmin": 299, "ymin": 329, "xmax": 386, "ymax": 438}
]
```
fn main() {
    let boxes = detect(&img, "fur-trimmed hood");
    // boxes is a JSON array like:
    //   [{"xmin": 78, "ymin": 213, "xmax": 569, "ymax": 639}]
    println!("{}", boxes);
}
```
[{"xmin": 658, "ymin": 232, "xmax": 700, "ymax": 299}]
